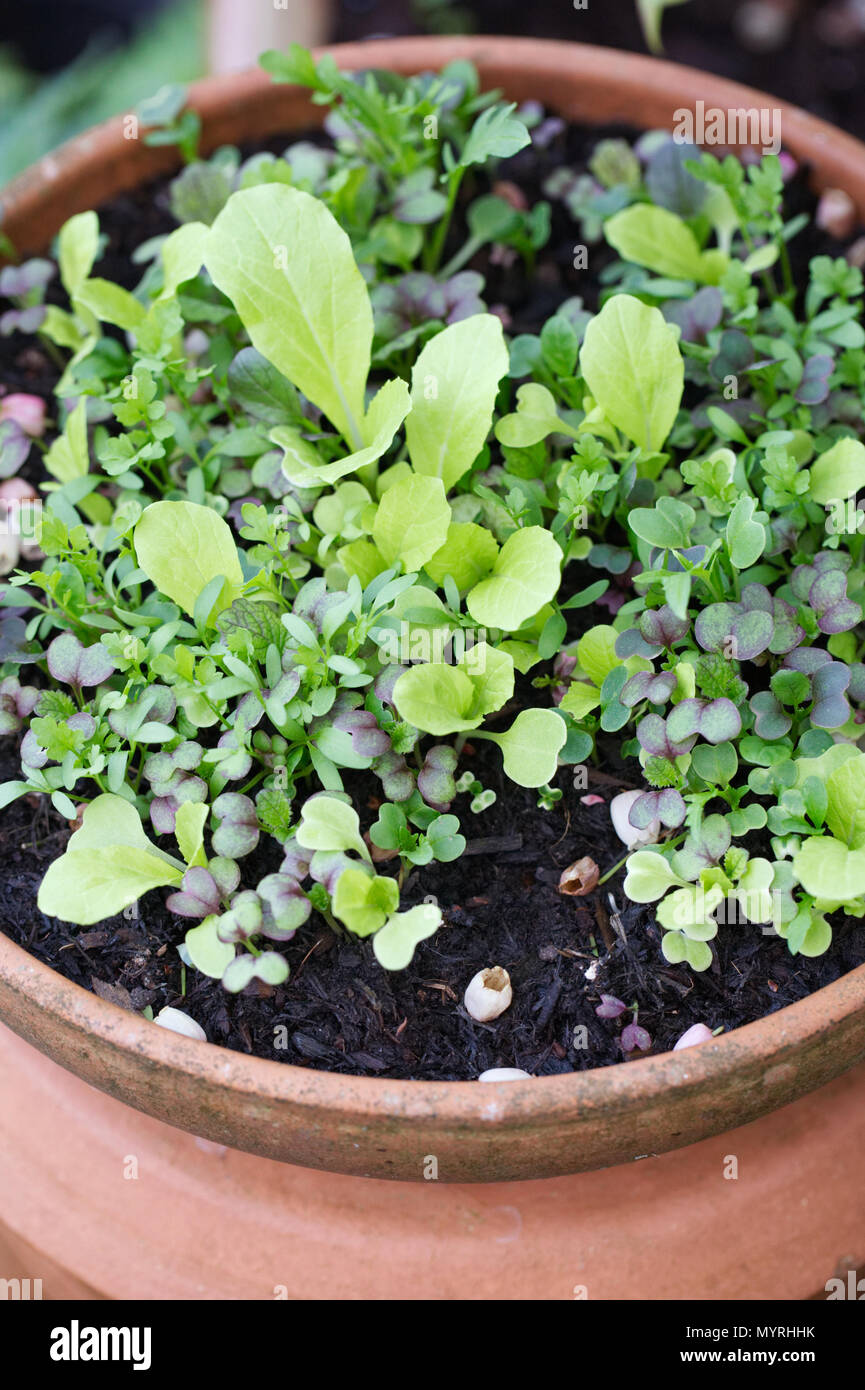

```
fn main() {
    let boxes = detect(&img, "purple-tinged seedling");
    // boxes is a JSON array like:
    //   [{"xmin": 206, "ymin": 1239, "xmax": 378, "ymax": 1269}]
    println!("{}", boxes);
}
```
[
  {"xmin": 211, "ymin": 792, "xmax": 260, "ymax": 859},
  {"xmin": 46, "ymin": 633, "xmax": 116, "ymax": 693},
  {"xmin": 417, "ymin": 744, "xmax": 458, "ymax": 811},
  {"xmin": 0, "ymin": 676, "xmax": 39, "ymax": 735}
]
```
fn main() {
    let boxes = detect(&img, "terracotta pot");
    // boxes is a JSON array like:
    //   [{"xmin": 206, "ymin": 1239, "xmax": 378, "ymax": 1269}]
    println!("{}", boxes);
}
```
[{"xmin": 2, "ymin": 36, "xmax": 865, "ymax": 1298}]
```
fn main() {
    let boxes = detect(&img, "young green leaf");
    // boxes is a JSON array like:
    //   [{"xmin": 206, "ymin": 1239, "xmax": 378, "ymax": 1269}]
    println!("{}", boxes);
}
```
[
  {"xmin": 792, "ymin": 835, "xmax": 865, "ymax": 900},
  {"xmin": 406, "ymin": 314, "xmax": 509, "ymax": 491},
  {"xmin": 135, "ymin": 500, "xmax": 244, "ymax": 622},
  {"xmin": 205, "ymin": 185, "xmax": 373, "ymax": 447},
  {"xmin": 296, "ymin": 794, "xmax": 370, "ymax": 860},
  {"xmin": 37, "ymin": 794, "xmax": 185, "ymax": 925},
  {"xmin": 480, "ymin": 708, "xmax": 567, "ymax": 787},
  {"xmin": 332, "ymin": 867, "xmax": 399, "ymax": 936},
  {"xmin": 495, "ymin": 383, "xmax": 577, "ymax": 448},
  {"xmin": 459, "ymin": 104, "xmax": 531, "ymax": 168},
  {"xmin": 604, "ymin": 204, "xmax": 727, "ymax": 284},
  {"xmin": 58, "ymin": 211, "xmax": 99, "ymax": 297},
  {"xmin": 466, "ymin": 526, "xmax": 561, "ymax": 630},
  {"xmin": 825, "ymin": 753, "xmax": 865, "ymax": 849},
  {"xmin": 274, "ymin": 377, "xmax": 411, "ymax": 487},
  {"xmin": 175, "ymin": 800, "xmax": 209, "ymax": 869},
  {"xmin": 43, "ymin": 398, "xmax": 90, "ymax": 483},
  {"xmin": 725, "ymin": 495, "xmax": 766, "ymax": 569},
  {"xmin": 74, "ymin": 279, "xmax": 145, "ymax": 331},
  {"xmin": 394, "ymin": 663, "xmax": 479, "ymax": 735},
  {"xmin": 423, "ymin": 521, "xmax": 499, "ymax": 592},
  {"xmin": 159, "ymin": 221, "xmax": 210, "ymax": 299},
  {"xmin": 580, "ymin": 294, "xmax": 684, "ymax": 452},
  {"xmin": 393, "ymin": 642, "xmax": 514, "ymax": 736},
  {"xmin": 185, "ymin": 915, "xmax": 236, "ymax": 978},
  {"xmin": 373, "ymin": 903, "xmax": 442, "ymax": 970},
  {"xmin": 372, "ymin": 474, "xmax": 451, "ymax": 572},
  {"xmin": 623, "ymin": 850, "xmax": 685, "ymax": 903},
  {"xmin": 809, "ymin": 437, "xmax": 865, "ymax": 505}
]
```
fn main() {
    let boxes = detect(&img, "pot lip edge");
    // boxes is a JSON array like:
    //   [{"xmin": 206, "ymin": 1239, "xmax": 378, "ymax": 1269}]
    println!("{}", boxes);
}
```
[
  {"xmin": 4, "ymin": 34, "xmax": 865, "ymax": 215},
  {"xmin": 1, "ymin": 33, "xmax": 865, "ymax": 1120},
  {"xmin": 2, "ymin": 926, "xmax": 864, "ymax": 1119}
]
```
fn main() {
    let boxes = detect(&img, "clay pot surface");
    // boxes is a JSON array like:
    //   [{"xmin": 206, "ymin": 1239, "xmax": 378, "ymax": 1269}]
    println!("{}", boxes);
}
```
[
  {"xmin": 1, "ymin": 1021, "xmax": 862, "ymax": 1299},
  {"xmin": 1, "ymin": 38, "xmax": 865, "ymax": 1192}
]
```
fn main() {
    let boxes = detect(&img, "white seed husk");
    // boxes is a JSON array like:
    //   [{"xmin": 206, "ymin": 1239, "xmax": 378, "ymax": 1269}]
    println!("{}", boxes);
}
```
[
  {"xmin": 153, "ymin": 1006, "xmax": 207, "ymax": 1042},
  {"xmin": 478, "ymin": 1067, "xmax": 531, "ymax": 1082},
  {"xmin": 464, "ymin": 966, "xmax": 513, "ymax": 1022}
]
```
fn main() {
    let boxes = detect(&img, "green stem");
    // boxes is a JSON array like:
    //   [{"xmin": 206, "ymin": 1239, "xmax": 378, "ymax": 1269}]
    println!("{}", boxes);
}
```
[{"xmin": 425, "ymin": 170, "xmax": 463, "ymax": 273}]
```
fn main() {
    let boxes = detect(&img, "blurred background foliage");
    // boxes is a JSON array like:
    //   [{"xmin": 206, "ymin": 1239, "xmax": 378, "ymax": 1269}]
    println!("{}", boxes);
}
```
[
  {"xmin": 0, "ymin": 1, "xmax": 864, "ymax": 185},
  {"xmin": 0, "ymin": 0, "xmax": 203, "ymax": 183}
]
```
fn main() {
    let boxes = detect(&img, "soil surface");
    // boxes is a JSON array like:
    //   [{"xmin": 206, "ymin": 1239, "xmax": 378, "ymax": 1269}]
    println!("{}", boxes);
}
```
[
  {"xmin": 2, "ymin": 117, "xmax": 865, "ymax": 1080},
  {"xmin": 3, "ymin": 734, "xmax": 865, "ymax": 1079}
]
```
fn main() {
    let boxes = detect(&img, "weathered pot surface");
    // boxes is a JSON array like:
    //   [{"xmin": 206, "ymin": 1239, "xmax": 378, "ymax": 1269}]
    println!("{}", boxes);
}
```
[
  {"xmin": 2, "ymin": 38, "xmax": 865, "ymax": 1185},
  {"xmin": 2, "ymin": 1019, "xmax": 862, "ymax": 1299}
]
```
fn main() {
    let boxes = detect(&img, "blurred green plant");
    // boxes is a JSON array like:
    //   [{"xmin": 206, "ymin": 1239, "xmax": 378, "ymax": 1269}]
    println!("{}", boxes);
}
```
[{"xmin": 0, "ymin": 0, "xmax": 204, "ymax": 186}]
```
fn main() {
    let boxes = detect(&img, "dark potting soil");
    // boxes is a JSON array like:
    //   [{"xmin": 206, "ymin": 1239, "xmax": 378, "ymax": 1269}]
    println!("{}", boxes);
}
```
[
  {"xmin": 4, "ymin": 731, "xmax": 865, "ymax": 1079},
  {"xmin": 2, "ymin": 117, "xmax": 865, "ymax": 1080}
]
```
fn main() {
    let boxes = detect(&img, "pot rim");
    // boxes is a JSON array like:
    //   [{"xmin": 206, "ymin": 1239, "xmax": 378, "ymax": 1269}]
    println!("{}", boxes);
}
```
[
  {"xmin": 2, "ymin": 36, "xmax": 865, "ymax": 1165},
  {"xmin": 2, "ymin": 927, "xmax": 865, "ymax": 1119}
]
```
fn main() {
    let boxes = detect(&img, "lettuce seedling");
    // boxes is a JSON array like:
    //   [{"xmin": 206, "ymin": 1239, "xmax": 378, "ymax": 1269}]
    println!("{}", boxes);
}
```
[{"xmin": 5, "ymin": 53, "xmax": 865, "ymax": 1013}]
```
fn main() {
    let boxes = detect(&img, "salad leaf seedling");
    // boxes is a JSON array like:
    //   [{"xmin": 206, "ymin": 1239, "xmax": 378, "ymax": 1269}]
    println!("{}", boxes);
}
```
[{"xmin": 0, "ymin": 40, "xmax": 862, "ymax": 1016}]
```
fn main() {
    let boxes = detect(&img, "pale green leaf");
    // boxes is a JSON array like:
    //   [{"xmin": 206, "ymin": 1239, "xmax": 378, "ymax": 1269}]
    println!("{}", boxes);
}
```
[
  {"xmin": 809, "ymin": 438, "xmax": 865, "ymax": 505},
  {"xmin": 393, "ymin": 663, "xmax": 479, "ymax": 735},
  {"xmin": 175, "ymin": 801, "xmax": 209, "ymax": 868},
  {"xmin": 75, "ymin": 278, "xmax": 145, "ymax": 331},
  {"xmin": 38, "ymin": 795, "xmax": 184, "ymax": 925},
  {"xmin": 826, "ymin": 754, "xmax": 865, "ymax": 849},
  {"xmin": 726, "ymin": 495, "xmax": 766, "ymax": 569},
  {"xmin": 296, "ymin": 794, "xmax": 369, "ymax": 859},
  {"xmin": 604, "ymin": 204, "xmax": 727, "ymax": 284},
  {"xmin": 466, "ymin": 526, "xmax": 561, "ymax": 630},
  {"xmin": 792, "ymin": 835, "xmax": 865, "ymax": 900},
  {"xmin": 373, "ymin": 903, "xmax": 442, "ymax": 970},
  {"xmin": 576, "ymin": 625, "xmax": 619, "ymax": 688},
  {"xmin": 485, "ymin": 708, "xmax": 567, "ymax": 788},
  {"xmin": 185, "ymin": 916, "xmax": 235, "ymax": 978},
  {"xmin": 205, "ymin": 185, "xmax": 372, "ymax": 447},
  {"xmin": 44, "ymin": 398, "xmax": 89, "ymax": 483},
  {"xmin": 134, "ymin": 500, "xmax": 244, "ymax": 621},
  {"xmin": 423, "ymin": 522, "xmax": 499, "ymax": 591},
  {"xmin": 461, "ymin": 641, "xmax": 514, "ymax": 718},
  {"xmin": 494, "ymin": 383, "xmax": 574, "ymax": 448},
  {"xmin": 58, "ymin": 210, "xmax": 99, "ymax": 297},
  {"xmin": 406, "ymin": 314, "xmax": 509, "ymax": 491},
  {"xmin": 372, "ymin": 474, "xmax": 451, "ymax": 572},
  {"xmin": 160, "ymin": 221, "xmax": 210, "ymax": 299},
  {"xmin": 623, "ymin": 850, "xmax": 684, "ymax": 903},
  {"xmin": 580, "ymin": 293, "xmax": 684, "ymax": 451},
  {"xmin": 332, "ymin": 867, "xmax": 398, "ymax": 937},
  {"xmin": 274, "ymin": 377, "xmax": 410, "ymax": 487}
]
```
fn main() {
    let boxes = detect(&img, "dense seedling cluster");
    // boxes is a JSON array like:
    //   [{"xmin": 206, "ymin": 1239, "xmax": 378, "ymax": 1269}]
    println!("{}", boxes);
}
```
[{"xmin": 2, "ymin": 45, "xmax": 865, "ymax": 998}]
